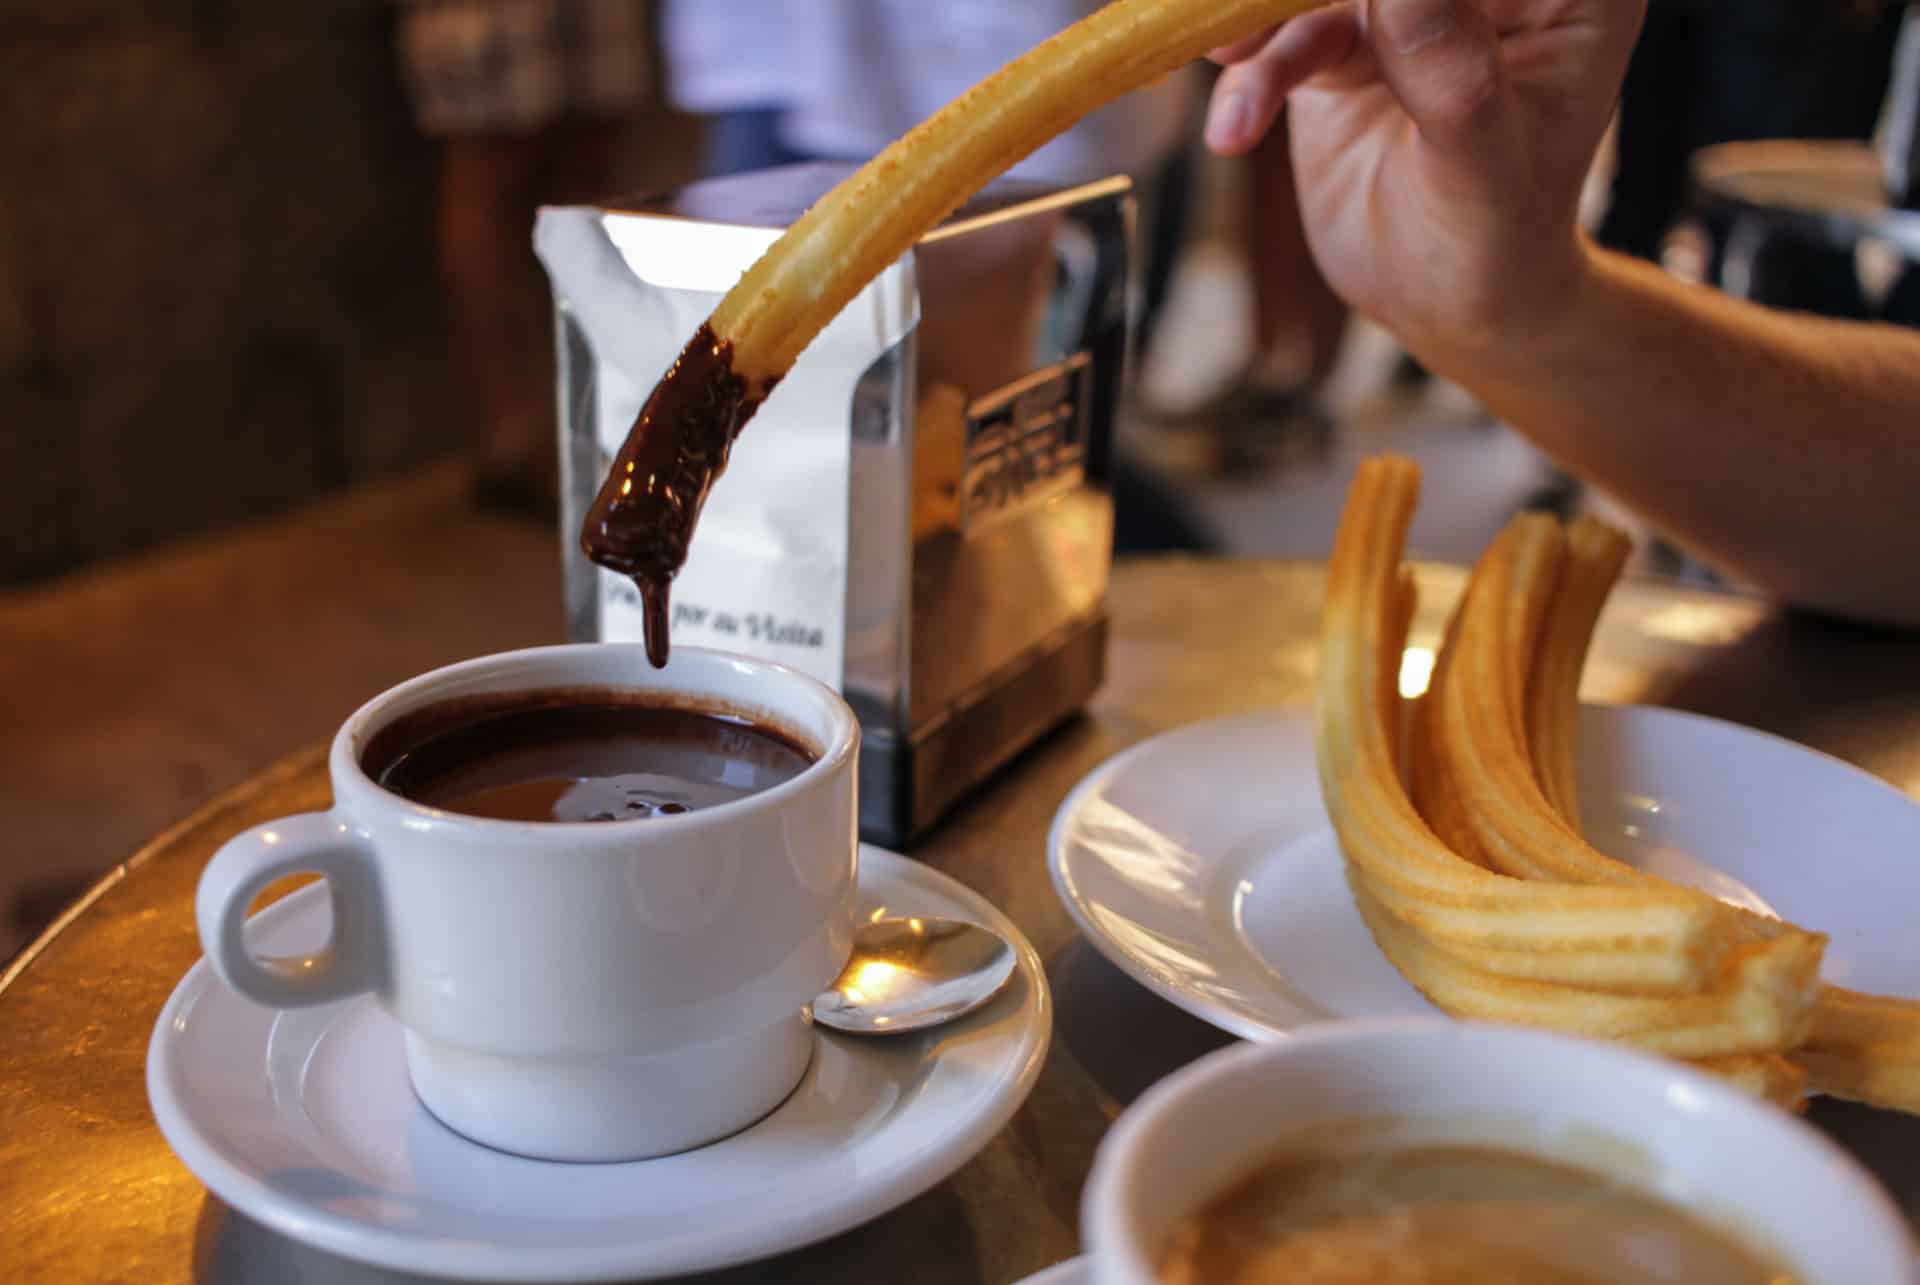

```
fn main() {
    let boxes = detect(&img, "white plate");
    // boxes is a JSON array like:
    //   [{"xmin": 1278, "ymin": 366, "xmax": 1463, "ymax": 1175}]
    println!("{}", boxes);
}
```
[
  {"xmin": 149, "ymin": 845, "xmax": 1050, "ymax": 1282},
  {"xmin": 1049, "ymin": 705, "xmax": 1920, "ymax": 1040}
]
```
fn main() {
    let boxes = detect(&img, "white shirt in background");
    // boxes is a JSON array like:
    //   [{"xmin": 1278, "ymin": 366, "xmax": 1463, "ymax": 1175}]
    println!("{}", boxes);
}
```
[{"xmin": 662, "ymin": 0, "xmax": 1196, "ymax": 181}]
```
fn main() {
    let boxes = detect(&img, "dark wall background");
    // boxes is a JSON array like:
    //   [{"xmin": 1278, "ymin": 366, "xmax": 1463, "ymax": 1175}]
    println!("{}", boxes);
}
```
[{"xmin": 0, "ymin": 2, "xmax": 695, "ymax": 585}]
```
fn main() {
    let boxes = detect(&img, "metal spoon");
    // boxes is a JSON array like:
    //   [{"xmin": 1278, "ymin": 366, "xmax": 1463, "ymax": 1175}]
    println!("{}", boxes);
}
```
[{"xmin": 811, "ymin": 916, "xmax": 1018, "ymax": 1035}]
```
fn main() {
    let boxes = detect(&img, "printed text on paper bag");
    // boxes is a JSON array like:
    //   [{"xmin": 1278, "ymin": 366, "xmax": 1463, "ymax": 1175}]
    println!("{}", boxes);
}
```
[
  {"xmin": 605, "ymin": 575, "xmax": 831, "ymax": 661},
  {"xmin": 674, "ymin": 601, "xmax": 826, "ymax": 650}
]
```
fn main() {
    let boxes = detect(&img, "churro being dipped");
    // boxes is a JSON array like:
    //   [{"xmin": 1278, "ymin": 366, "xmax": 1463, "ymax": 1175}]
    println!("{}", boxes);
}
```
[{"xmin": 580, "ymin": 0, "xmax": 1336, "ymax": 665}]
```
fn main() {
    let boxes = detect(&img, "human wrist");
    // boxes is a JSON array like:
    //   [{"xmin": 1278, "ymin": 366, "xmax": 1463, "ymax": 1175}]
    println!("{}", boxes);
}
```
[{"xmin": 1400, "ymin": 231, "xmax": 1604, "ymax": 392}]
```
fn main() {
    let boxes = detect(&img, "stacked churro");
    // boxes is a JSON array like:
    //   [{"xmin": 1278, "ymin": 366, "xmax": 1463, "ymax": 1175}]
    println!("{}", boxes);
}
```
[{"xmin": 1319, "ymin": 456, "xmax": 1920, "ymax": 1112}]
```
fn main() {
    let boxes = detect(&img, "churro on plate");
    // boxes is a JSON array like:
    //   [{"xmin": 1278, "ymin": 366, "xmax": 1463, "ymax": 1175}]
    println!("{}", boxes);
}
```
[{"xmin": 1320, "ymin": 455, "xmax": 1920, "ymax": 1113}]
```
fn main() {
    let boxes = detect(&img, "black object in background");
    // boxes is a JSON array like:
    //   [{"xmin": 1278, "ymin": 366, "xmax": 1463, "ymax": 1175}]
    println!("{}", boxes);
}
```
[{"xmin": 1885, "ymin": 8, "xmax": 1920, "ymax": 210}]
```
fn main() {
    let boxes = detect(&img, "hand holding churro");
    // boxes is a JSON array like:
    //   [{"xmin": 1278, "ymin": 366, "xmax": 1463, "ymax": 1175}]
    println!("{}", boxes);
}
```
[{"xmin": 1205, "ymin": 0, "xmax": 1641, "ymax": 367}]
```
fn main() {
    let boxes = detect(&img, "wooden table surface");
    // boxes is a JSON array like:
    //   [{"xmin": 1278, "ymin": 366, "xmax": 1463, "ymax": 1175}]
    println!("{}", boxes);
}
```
[{"xmin": 8, "ymin": 553, "xmax": 1920, "ymax": 1285}]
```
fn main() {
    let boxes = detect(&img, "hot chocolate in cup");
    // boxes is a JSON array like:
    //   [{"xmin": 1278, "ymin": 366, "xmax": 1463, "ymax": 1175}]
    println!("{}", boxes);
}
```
[
  {"xmin": 195, "ymin": 645, "xmax": 860, "ymax": 1162},
  {"xmin": 1083, "ymin": 1019, "xmax": 1915, "ymax": 1285}
]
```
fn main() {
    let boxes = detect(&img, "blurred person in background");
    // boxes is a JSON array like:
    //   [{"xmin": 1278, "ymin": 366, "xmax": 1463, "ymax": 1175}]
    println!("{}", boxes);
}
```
[
  {"xmin": 661, "ymin": 1, "xmax": 1192, "ymax": 187},
  {"xmin": 398, "ymin": 0, "xmax": 651, "ymax": 515},
  {"xmin": 1186, "ymin": 104, "xmax": 1350, "ymax": 473},
  {"xmin": 1243, "ymin": 114, "xmax": 1351, "ymax": 442}
]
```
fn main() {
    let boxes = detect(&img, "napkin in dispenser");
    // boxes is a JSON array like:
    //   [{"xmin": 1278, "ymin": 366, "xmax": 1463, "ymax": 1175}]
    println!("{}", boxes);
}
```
[{"xmin": 538, "ymin": 163, "xmax": 1129, "ymax": 846}]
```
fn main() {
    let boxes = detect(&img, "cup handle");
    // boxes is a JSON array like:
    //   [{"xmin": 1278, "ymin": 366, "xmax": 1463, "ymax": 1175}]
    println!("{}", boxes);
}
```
[{"xmin": 196, "ymin": 812, "xmax": 382, "ymax": 1008}]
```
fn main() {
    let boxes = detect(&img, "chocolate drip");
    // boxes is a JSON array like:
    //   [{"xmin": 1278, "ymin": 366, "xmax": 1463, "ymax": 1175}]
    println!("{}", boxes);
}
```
[
  {"xmin": 579, "ymin": 324, "xmax": 770, "ymax": 667},
  {"xmin": 639, "ymin": 575, "xmax": 671, "ymax": 669}
]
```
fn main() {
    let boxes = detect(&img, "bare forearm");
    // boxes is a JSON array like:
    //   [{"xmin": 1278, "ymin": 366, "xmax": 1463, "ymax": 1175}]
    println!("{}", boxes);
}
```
[
  {"xmin": 1426, "ymin": 246, "xmax": 1920, "ymax": 628},
  {"xmin": 1207, "ymin": 0, "xmax": 1916, "ymax": 622}
]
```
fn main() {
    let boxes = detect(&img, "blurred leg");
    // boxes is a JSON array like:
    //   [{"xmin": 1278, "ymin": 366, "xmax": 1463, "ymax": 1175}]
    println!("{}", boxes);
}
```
[
  {"xmin": 1134, "ymin": 137, "xmax": 1198, "ymax": 361},
  {"xmin": 1598, "ymin": 1, "xmax": 1704, "ymax": 262},
  {"xmin": 434, "ymin": 132, "xmax": 552, "ymax": 489},
  {"xmin": 1110, "ymin": 450, "xmax": 1220, "ymax": 555},
  {"xmin": 1247, "ymin": 109, "xmax": 1345, "ymax": 389},
  {"xmin": 539, "ymin": 115, "xmax": 628, "ymax": 204},
  {"xmin": 403, "ymin": 0, "xmax": 647, "ymax": 511}
]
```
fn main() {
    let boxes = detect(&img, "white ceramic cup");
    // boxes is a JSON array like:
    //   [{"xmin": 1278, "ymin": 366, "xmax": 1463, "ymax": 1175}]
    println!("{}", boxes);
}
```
[
  {"xmin": 1084, "ymin": 1019, "xmax": 1916, "ymax": 1285},
  {"xmin": 195, "ymin": 645, "xmax": 860, "ymax": 1162}
]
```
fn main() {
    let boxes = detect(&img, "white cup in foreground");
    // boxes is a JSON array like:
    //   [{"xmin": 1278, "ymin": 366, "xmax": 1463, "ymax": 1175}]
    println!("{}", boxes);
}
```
[
  {"xmin": 1084, "ymin": 1019, "xmax": 1915, "ymax": 1285},
  {"xmin": 195, "ymin": 645, "xmax": 860, "ymax": 1162}
]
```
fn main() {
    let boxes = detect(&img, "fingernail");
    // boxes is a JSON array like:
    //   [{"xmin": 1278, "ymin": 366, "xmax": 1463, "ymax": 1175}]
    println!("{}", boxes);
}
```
[
  {"xmin": 1206, "ymin": 92, "xmax": 1254, "ymax": 149},
  {"xmin": 1374, "ymin": 0, "xmax": 1456, "ymax": 54}
]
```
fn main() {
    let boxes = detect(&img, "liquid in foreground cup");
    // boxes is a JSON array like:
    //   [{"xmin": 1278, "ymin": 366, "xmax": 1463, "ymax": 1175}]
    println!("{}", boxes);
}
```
[
  {"xmin": 195, "ymin": 645, "xmax": 860, "ymax": 1162},
  {"xmin": 1083, "ymin": 1020, "xmax": 1915, "ymax": 1285}
]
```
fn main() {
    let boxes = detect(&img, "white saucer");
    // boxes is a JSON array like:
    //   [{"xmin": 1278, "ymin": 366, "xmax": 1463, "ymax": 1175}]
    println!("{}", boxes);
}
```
[
  {"xmin": 1013, "ymin": 1256, "xmax": 1089, "ymax": 1285},
  {"xmin": 1049, "ymin": 705, "xmax": 1920, "ymax": 1040},
  {"xmin": 149, "ymin": 845, "xmax": 1050, "ymax": 1282}
]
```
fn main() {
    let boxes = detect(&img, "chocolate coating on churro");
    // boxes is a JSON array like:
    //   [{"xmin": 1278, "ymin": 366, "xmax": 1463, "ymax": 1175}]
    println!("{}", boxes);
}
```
[{"xmin": 579, "ymin": 324, "xmax": 772, "ymax": 668}]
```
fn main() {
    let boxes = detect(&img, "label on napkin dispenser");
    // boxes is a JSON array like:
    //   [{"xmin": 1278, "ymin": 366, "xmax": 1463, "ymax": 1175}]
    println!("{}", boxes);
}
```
[{"xmin": 961, "ymin": 353, "xmax": 1091, "ymax": 535}]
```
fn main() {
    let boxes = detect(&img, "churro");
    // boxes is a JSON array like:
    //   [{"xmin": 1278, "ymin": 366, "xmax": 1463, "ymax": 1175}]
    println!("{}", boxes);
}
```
[
  {"xmin": 1799, "ymin": 1046, "xmax": 1920, "ymax": 1114},
  {"xmin": 1350, "ymin": 877, "xmax": 1812, "ymax": 1058},
  {"xmin": 1430, "ymin": 515, "xmax": 1827, "ymax": 1011},
  {"xmin": 1408, "ymin": 610, "xmax": 1492, "ymax": 870},
  {"xmin": 1510, "ymin": 550, "xmax": 1909, "ymax": 1107},
  {"xmin": 1692, "ymin": 1054, "xmax": 1807, "ymax": 1112},
  {"xmin": 1337, "ymin": 454, "xmax": 1920, "ymax": 1114},
  {"xmin": 1797, "ymin": 988, "xmax": 1920, "ymax": 1113},
  {"xmin": 582, "ymin": 0, "xmax": 1337, "ymax": 665},
  {"xmin": 1526, "ymin": 516, "xmax": 1631, "ymax": 822},
  {"xmin": 1322, "ymin": 456, "xmax": 1841, "ymax": 1096},
  {"xmin": 1318, "ymin": 459, "xmax": 1740, "ymax": 976}
]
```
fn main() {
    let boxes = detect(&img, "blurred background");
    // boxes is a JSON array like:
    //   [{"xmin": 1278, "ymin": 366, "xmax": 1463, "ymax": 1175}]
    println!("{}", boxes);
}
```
[{"xmin": 4, "ymin": 0, "xmax": 1917, "ymax": 957}]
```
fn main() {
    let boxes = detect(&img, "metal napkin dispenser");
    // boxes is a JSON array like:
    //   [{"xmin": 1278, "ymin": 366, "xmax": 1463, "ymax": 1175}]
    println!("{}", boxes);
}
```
[{"xmin": 538, "ymin": 163, "xmax": 1130, "ymax": 847}]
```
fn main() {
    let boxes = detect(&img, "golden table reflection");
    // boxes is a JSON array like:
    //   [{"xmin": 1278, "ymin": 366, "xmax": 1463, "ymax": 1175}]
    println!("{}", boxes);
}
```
[{"xmin": 7, "ymin": 560, "xmax": 1920, "ymax": 1284}]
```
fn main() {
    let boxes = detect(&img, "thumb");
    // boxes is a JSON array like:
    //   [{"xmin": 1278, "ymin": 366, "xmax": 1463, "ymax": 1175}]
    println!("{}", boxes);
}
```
[{"xmin": 1366, "ymin": 0, "xmax": 1510, "ymax": 155}]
